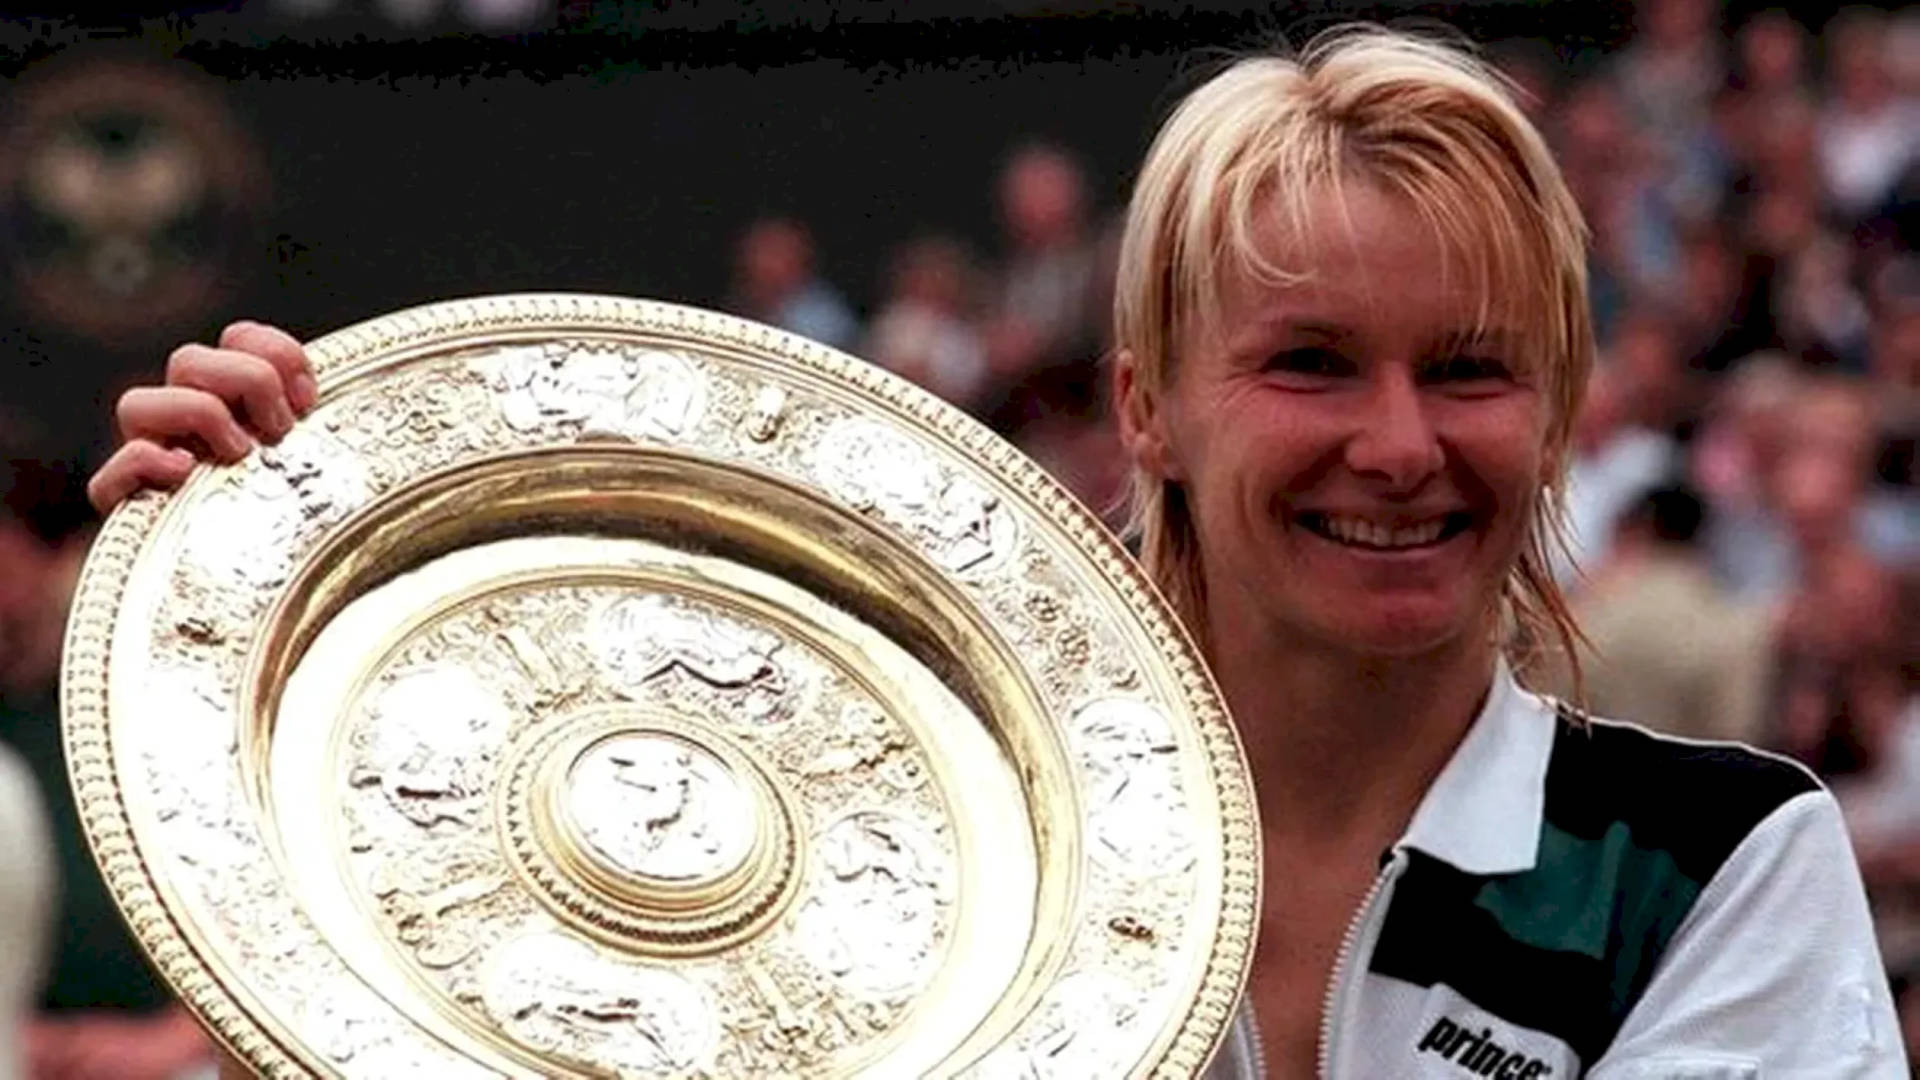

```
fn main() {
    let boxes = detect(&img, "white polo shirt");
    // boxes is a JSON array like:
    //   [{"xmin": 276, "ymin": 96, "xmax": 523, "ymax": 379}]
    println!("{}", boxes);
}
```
[{"xmin": 1205, "ymin": 665, "xmax": 1909, "ymax": 1079}]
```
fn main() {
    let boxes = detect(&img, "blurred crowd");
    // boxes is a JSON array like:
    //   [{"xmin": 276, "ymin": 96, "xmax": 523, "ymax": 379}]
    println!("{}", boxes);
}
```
[{"xmin": 1, "ymin": 0, "xmax": 1918, "ymax": 1075}]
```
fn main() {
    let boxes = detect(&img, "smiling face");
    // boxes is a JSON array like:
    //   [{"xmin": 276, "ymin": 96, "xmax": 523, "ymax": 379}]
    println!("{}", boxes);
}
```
[{"xmin": 1133, "ymin": 180, "xmax": 1550, "ymax": 660}]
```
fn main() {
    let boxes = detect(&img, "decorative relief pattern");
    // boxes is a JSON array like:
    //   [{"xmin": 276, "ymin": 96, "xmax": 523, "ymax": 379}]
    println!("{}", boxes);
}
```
[
  {"xmin": 322, "ymin": 362, "xmax": 507, "ymax": 491},
  {"xmin": 781, "ymin": 701, "xmax": 929, "ymax": 796},
  {"xmin": 351, "ymin": 666, "xmax": 514, "ymax": 830},
  {"xmin": 338, "ymin": 581, "xmax": 959, "ymax": 1076},
  {"xmin": 1013, "ymin": 972, "xmax": 1152, "ymax": 1080},
  {"xmin": 805, "ymin": 418, "xmax": 1018, "ymax": 576},
  {"xmin": 180, "ymin": 428, "xmax": 372, "ymax": 591},
  {"xmin": 591, "ymin": 595, "xmax": 794, "ymax": 725},
  {"xmin": 479, "ymin": 340, "xmax": 708, "ymax": 442},
  {"xmin": 793, "ymin": 811, "xmax": 955, "ymax": 999},
  {"xmin": 1071, "ymin": 699, "xmax": 1196, "ymax": 877},
  {"xmin": 63, "ymin": 295, "xmax": 1255, "ymax": 1079},
  {"xmin": 481, "ymin": 932, "xmax": 718, "ymax": 1075}
]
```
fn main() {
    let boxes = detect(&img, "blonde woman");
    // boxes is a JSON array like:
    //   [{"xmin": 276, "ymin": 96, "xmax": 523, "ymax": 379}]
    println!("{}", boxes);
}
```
[
  {"xmin": 1110, "ymin": 28, "xmax": 1901, "ymax": 1079},
  {"xmin": 89, "ymin": 28, "xmax": 1904, "ymax": 1080}
]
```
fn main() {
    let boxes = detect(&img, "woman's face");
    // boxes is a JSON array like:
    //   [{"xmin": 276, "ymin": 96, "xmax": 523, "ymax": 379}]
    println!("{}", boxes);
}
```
[{"xmin": 1134, "ymin": 181, "xmax": 1551, "ymax": 659}]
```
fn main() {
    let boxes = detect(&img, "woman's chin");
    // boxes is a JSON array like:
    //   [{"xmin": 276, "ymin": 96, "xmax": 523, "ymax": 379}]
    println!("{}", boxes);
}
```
[{"xmin": 1311, "ymin": 601, "xmax": 1481, "ymax": 660}]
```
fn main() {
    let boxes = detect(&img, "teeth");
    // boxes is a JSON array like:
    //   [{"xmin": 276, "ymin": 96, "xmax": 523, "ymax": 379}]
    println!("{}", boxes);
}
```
[{"xmin": 1315, "ymin": 515, "xmax": 1450, "ymax": 549}]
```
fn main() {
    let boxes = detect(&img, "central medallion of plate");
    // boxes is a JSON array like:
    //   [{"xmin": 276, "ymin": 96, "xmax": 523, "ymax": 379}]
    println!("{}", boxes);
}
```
[
  {"xmin": 564, "ymin": 731, "xmax": 756, "ymax": 886},
  {"xmin": 503, "ymin": 702, "xmax": 801, "ymax": 954}
]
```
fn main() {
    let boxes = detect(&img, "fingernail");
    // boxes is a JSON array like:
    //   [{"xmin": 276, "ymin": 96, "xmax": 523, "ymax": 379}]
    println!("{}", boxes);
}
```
[
  {"xmin": 292, "ymin": 373, "xmax": 319, "ymax": 412},
  {"xmin": 273, "ymin": 401, "xmax": 297, "ymax": 440},
  {"xmin": 170, "ymin": 449, "xmax": 196, "ymax": 468}
]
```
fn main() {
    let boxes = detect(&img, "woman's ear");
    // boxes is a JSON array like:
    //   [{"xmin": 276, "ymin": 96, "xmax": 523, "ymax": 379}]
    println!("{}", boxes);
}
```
[{"xmin": 1113, "ymin": 349, "xmax": 1184, "ymax": 481}]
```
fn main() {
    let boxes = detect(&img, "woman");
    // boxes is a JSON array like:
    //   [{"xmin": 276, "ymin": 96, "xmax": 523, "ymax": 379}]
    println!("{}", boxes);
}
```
[{"xmin": 89, "ymin": 27, "xmax": 1903, "ymax": 1079}]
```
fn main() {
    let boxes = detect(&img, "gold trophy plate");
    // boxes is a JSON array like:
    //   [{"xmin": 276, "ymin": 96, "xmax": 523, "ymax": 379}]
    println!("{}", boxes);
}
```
[{"xmin": 62, "ymin": 295, "xmax": 1258, "ymax": 1078}]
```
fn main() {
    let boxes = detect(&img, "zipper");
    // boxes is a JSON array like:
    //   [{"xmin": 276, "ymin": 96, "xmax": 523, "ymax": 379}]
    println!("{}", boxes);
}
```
[
  {"xmin": 1244, "ymin": 1003, "xmax": 1270, "ymax": 1079},
  {"xmin": 1314, "ymin": 849, "xmax": 1407, "ymax": 1079}
]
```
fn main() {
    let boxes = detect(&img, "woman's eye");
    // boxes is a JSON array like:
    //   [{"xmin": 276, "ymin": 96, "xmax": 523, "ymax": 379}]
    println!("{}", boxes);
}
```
[{"xmin": 1266, "ymin": 347, "xmax": 1353, "ymax": 377}]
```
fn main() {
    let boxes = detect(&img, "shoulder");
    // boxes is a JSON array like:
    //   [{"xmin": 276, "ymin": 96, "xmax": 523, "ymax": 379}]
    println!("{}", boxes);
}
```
[
  {"xmin": 1578, "ymin": 712, "xmax": 1907, "ymax": 1074},
  {"xmin": 1538, "ymin": 699, "xmax": 1822, "ymax": 885},
  {"xmin": 1382, "ymin": 698, "xmax": 1838, "ymax": 1062}
]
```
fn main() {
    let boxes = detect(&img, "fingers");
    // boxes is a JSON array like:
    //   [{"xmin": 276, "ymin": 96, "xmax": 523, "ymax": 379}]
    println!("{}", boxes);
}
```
[
  {"xmin": 117, "ymin": 385, "xmax": 254, "ymax": 461},
  {"xmin": 167, "ymin": 343, "xmax": 297, "ymax": 442},
  {"xmin": 218, "ymin": 320, "xmax": 316, "ymax": 413},
  {"xmin": 88, "ymin": 440, "xmax": 197, "ymax": 515},
  {"xmin": 87, "ymin": 320, "xmax": 315, "ymax": 518}
]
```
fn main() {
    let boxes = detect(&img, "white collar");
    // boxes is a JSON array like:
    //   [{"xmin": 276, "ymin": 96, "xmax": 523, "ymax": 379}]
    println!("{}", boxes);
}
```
[{"xmin": 1394, "ymin": 659, "xmax": 1556, "ymax": 876}]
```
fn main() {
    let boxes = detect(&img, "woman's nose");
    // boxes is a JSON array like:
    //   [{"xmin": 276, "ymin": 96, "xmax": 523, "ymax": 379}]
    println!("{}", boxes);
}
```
[{"xmin": 1343, "ymin": 369, "xmax": 1443, "ymax": 491}]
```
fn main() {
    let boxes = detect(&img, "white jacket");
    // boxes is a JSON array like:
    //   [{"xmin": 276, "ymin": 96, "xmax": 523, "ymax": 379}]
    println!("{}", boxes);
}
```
[{"xmin": 1205, "ymin": 667, "xmax": 1908, "ymax": 1079}]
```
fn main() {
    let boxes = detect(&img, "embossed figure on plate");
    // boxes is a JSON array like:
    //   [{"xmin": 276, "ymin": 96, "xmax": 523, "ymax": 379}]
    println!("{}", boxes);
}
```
[
  {"xmin": 482, "ymin": 932, "xmax": 717, "ymax": 1075},
  {"xmin": 795, "ymin": 811, "xmax": 954, "ymax": 998},
  {"xmin": 564, "ymin": 732, "xmax": 758, "ymax": 885},
  {"xmin": 591, "ymin": 595, "xmax": 791, "ymax": 723},
  {"xmin": 351, "ymin": 666, "xmax": 513, "ymax": 829},
  {"xmin": 1072, "ymin": 699, "xmax": 1195, "ymax": 876},
  {"xmin": 1014, "ymin": 972, "xmax": 1146, "ymax": 1080},
  {"xmin": 807, "ymin": 419, "xmax": 1016, "ymax": 575},
  {"xmin": 484, "ymin": 342, "xmax": 707, "ymax": 441}
]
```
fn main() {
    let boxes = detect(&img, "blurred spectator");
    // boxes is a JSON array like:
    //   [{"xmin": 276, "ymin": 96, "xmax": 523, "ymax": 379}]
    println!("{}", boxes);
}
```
[
  {"xmin": 1672, "ymin": 222, "xmax": 1773, "ymax": 372},
  {"xmin": 0, "ymin": 483, "xmax": 53, "ymax": 1080},
  {"xmin": 0, "ymin": 448, "xmax": 212, "ymax": 1080},
  {"xmin": 1817, "ymin": 7, "xmax": 1920, "ymax": 224},
  {"xmin": 1692, "ymin": 352, "xmax": 1797, "ymax": 503},
  {"xmin": 1738, "ymin": 99, "xmax": 1825, "ymax": 254},
  {"xmin": 728, "ymin": 217, "xmax": 859, "ymax": 351},
  {"xmin": 1554, "ymin": 79, "xmax": 1674, "ymax": 334},
  {"xmin": 1698, "ymin": 371, "xmax": 1908, "ymax": 601},
  {"xmin": 1874, "ymin": 259, "xmax": 1920, "ymax": 390},
  {"xmin": 1777, "ymin": 230, "xmax": 1874, "ymax": 370},
  {"xmin": 979, "ymin": 143, "xmax": 1106, "ymax": 435},
  {"xmin": 1015, "ymin": 402, "xmax": 1127, "ymax": 533},
  {"xmin": 1776, "ymin": 377, "xmax": 1904, "ymax": 566},
  {"xmin": 1734, "ymin": 10, "xmax": 1812, "ymax": 106},
  {"xmin": 864, "ymin": 234, "xmax": 989, "ymax": 410},
  {"xmin": 1554, "ymin": 484, "xmax": 1770, "ymax": 746},
  {"xmin": 1770, "ymin": 556, "xmax": 1898, "ymax": 770},
  {"xmin": 1776, "ymin": 562, "xmax": 1919, "ymax": 968},
  {"xmin": 1764, "ymin": 381, "xmax": 1906, "ymax": 776},
  {"xmin": 1715, "ymin": 11, "xmax": 1814, "ymax": 223},
  {"xmin": 1557, "ymin": 316, "xmax": 1683, "ymax": 583},
  {"xmin": 1612, "ymin": 0, "xmax": 1723, "ymax": 158}
]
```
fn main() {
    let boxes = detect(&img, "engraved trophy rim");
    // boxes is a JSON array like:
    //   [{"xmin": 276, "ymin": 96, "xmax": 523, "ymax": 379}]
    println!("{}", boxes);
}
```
[{"xmin": 62, "ymin": 292, "xmax": 1260, "ymax": 1079}]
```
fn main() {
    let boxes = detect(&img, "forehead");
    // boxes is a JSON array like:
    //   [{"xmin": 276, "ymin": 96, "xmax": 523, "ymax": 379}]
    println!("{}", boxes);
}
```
[{"xmin": 1204, "ymin": 180, "xmax": 1531, "ymax": 345}]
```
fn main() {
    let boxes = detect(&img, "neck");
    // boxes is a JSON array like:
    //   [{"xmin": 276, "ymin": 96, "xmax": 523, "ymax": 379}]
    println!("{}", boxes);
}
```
[{"xmin": 1206, "ymin": 606, "xmax": 1497, "ymax": 857}]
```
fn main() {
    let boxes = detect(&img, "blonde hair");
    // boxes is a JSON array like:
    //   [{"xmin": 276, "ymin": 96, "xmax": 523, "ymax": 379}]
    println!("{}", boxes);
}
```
[{"xmin": 1113, "ymin": 25, "xmax": 1594, "ymax": 681}]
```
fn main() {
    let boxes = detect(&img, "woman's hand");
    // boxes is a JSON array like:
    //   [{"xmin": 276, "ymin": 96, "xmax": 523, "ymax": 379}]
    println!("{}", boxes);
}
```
[
  {"xmin": 24, "ymin": 1003, "xmax": 214, "ymax": 1080},
  {"xmin": 87, "ymin": 321, "xmax": 318, "ymax": 516}
]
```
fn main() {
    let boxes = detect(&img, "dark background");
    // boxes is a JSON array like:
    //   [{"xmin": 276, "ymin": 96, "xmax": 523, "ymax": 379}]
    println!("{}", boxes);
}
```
[{"xmin": 0, "ymin": 0, "xmax": 1871, "ymax": 467}]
